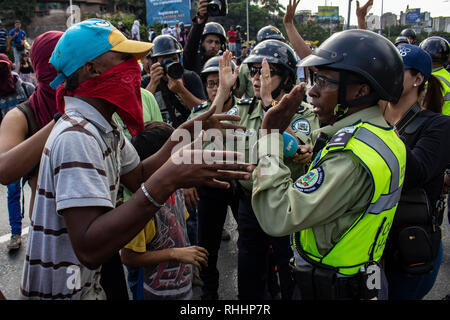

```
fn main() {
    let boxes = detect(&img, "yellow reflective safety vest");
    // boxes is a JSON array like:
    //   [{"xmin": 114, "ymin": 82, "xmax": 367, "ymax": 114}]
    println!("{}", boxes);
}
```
[
  {"xmin": 293, "ymin": 122, "xmax": 406, "ymax": 275},
  {"xmin": 432, "ymin": 67, "xmax": 450, "ymax": 115}
]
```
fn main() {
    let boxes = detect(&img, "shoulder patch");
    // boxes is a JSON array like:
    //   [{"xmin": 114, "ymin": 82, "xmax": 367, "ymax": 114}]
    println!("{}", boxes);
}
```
[
  {"xmin": 293, "ymin": 167, "xmax": 325, "ymax": 193},
  {"xmin": 291, "ymin": 118, "xmax": 311, "ymax": 135},
  {"xmin": 192, "ymin": 102, "xmax": 209, "ymax": 113},
  {"xmin": 327, "ymin": 126, "xmax": 357, "ymax": 149},
  {"xmin": 296, "ymin": 104, "xmax": 306, "ymax": 114},
  {"xmin": 237, "ymin": 98, "xmax": 252, "ymax": 105}
]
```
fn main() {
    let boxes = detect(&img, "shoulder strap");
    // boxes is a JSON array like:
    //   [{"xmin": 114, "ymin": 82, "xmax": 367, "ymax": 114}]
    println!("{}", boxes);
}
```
[
  {"xmin": 395, "ymin": 103, "xmax": 421, "ymax": 135},
  {"xmin": 16, "ymin": 100, "xmax": 38, "ymax": 137}
]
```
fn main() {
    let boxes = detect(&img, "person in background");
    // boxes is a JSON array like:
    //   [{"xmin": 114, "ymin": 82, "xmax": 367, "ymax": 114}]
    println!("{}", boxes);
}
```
[
  {"xmin": 18, "ymin": 51, "xmax": 35, "ymax": 85},
  {"xmin": 132, "ymin": 20, "xmax": 141, "ymax": 41},
  {"xmin": 0, "ymin": 19, "xmax": 9, "ymax": 54},
  {"xmin": 117, "ymin": 21, "xmax": 131, "ymax": 39},
  {"xmin": 235, "ymin": 25, "xmax": 242, "ymax": 58},
  {"xmin": 382, "ymin": 44, "xmax": 450, "ymax": 300},
  {"xmin": 179, "ymin": 22, "xmax": 187, "ymax": 48},
  {"xmin": 171, "ymin": 23, "xmax": 180, "ymax": 41},
  {"xmin": 0, "ymin": 53, "xmax": 35, "ymax": 251},
  {"xmin": 400, "ymin": 28, "xmax": 417, "ymax": 45},
  {"xmin": 146, "ymin": 35, "xmax": 206, "ymax": 127},
  {"xmin": 148, "ymin": 27, "xmax": 156, "ymax": 43},
  {"xmin": 121, "ymin": 121, "xmax": 208, "ymax": 300},
  {"xmin": 182, "ymin": 0, "xmax": 228, "ymax": 75},
  {"xmin": 227, "ymin": 25, "xmax": 236, "ymax": 57},
  {"xmin": 420, "ymin": 36, "xmax": 450, "ymax": 116},
  {"xmin": 161, "ymin": 23, "xmax": 171, "ymax": 35},
  {"xmin": 236, "ymin": 45, "xmax": 248, "ymax": 66},
  {"xmin": 8, "ymin": 20, "xmax": 26, "ymax": 69}
]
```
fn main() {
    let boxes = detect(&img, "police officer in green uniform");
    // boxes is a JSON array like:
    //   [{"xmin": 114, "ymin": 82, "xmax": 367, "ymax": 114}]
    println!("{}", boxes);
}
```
[
  {"xmin": 419, "ymin": 36, "xmax": 450, "ymax": 115},
  {"xmin": 213, "ymin": 42, "xmax": 319, "ymax": 300},
  {"xmin": 235, "ymin": 26, "xmax": 286, "ymax": 100},
  {"xmin": 251, "ymin": 29, "xmax": 407, "ymax": 300},
  {"xmin": 188, "ymin": 55, "xmax": 241, "ymax": 300}
]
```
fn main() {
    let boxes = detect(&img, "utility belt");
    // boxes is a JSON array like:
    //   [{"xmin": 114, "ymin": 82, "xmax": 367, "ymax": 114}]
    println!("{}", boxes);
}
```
[
  {"xmin": 289, "ymin": 258, "xmax": 379, "ymax": 300},
  {"xmin": 385, "ymin": 188, "xmax": 443, "ymax": 275},
  {"xmin": 291, "ymin": 233, "xmax": 379, "ymax": 300}
]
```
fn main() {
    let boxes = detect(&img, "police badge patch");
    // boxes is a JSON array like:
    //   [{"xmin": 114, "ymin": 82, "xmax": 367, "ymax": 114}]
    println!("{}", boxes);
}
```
[
  {"xmin": 291, "ymin": 119, "xmax": 311, "ymax": 135},
  {"xmin": 293, "ymin": 167, "xmax": 325, "ymax": 193}
]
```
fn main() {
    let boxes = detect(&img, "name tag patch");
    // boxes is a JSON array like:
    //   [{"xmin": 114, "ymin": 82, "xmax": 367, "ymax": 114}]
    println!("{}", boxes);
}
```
[
  {"xmin": 291, "ymin": 119, "xmax": 311, "ymax": 135},
  {"xmin": 293, "ymin": 167, "xmax": 325, "ymax": 193},
  {"xmin": 327, "ymin": 126, "xmax": 357, "ymax": 148}
]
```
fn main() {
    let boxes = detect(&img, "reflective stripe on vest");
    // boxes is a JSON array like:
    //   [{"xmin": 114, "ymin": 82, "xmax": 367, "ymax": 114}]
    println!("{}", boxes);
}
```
[
  {"xmin": 433, "ymin": 69, "xmax": 450, "ymax": 115},
  {"xmin": 295, "ymin": 122, "xmax": 406, "ymax": 275}
]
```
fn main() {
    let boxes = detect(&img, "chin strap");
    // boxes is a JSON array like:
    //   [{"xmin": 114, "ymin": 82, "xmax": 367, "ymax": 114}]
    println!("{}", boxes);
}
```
[{"xmin": 329, "ymin": 70, "xmax": 379, "ymax": 124}]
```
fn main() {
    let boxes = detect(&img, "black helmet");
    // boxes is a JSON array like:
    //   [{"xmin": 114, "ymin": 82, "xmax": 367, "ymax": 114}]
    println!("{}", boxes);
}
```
[
  {"xmin": 201, "ymin": 22, "xmax": 227, "ymax": 45},
  {"xmin": 256, "ymin": 25, "xmax": 286, "ymax": 43},
  {"xmin": 400, "ymin": 28, "xmax": 416, "ymax": 41},
  {"xmin": 300, "ymin": 29, "xmax": 404, "ymax": 104},
  {"xmin": 201, "ymin": 55, "xmax": 236, "ymax": 79},
  {"xmin": 243, "ymin": 40, "xmax": 298, "ymax": 99},
  {"xmin": 149, "ymin": 35, "xmax": 183, "ymax": 58},
  {"xmin": 419, "ymin": 36, "xmax": 450, "ymax": 66},
  {"xmin": 394, "ymin": 36, "xmax": 409, "ymax": 46},
  {"xmin": 243, "ymin": 39, "xmax": 298, "ymax": 79}
]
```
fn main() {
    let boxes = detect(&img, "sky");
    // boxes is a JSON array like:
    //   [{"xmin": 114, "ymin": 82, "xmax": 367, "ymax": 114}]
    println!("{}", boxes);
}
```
[{"xmin": 278, "ymin": 0, "xmax": 450, "ymax": 25}]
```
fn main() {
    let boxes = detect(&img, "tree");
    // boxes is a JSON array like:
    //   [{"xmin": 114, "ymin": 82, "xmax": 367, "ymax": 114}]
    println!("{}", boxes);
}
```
[{"xmin": 0, "ymin": 0, "xmax": 37, "ymax": 25}]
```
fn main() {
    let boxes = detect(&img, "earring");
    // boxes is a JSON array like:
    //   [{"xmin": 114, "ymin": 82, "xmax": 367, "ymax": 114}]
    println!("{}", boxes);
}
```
[{"xmin": 413, "ymin": 83, "xmax": 417, "ymax": 87}]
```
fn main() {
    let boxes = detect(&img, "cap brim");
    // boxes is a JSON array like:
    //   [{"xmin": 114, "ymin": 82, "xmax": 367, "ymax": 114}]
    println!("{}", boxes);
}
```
[
  {"xmin": 50, "ymin": 73, "xmax": 67, "ymax": 90},
  {"xmin": 111, "ymin": 40, "xmax": 153, "ymax": 60}
]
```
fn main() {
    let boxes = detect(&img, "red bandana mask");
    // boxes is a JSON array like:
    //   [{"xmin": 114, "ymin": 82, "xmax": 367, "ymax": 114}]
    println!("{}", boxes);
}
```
[{"xmin": 56, "ymin": 57, "xmax": 144, "ymax": 136}]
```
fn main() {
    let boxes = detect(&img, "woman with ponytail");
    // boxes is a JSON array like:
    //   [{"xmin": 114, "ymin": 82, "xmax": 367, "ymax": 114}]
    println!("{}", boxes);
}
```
[{"xmin": 382, "ymin": 44, "xmax": 450, "ymax": 300}]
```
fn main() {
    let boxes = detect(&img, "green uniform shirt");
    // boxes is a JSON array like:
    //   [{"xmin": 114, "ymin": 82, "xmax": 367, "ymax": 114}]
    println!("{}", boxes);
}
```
[
  {"xmin": 231, "ymin": 97, "xmax": 319, "ymax": 191},
  {"xmin": 236, "ymin": 64, "xmax": 254, "ymax": 99},
  {"xmin": 251, "ymin": 106, "xmax": 389, "ymax": 255}
]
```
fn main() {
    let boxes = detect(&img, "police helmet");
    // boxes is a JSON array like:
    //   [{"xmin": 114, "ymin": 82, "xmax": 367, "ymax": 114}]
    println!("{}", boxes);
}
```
[
  {"xmin": 419, "ymin": 36, "xmax": 450, "ymax": 66},
  {"xmin": 256, "ymin": 25, "xmax": 286, "ymax": 43},
  {"xmin": 300, "ymin": 29, "xmax": 404, "ymax": 104},
  {"xmin": 243, "ymin": 39, "xmax": 298, "ymax": 79},
  {"xmin": 400, "ymin": 28, "xmax": 416, "ymax": 41},
  {"xmin": 394, "ymin": 36, "xmax": 409, "ymax": 46},
  {"xmin": 201, "ymin": 22, "xmax": 227, "ymax": 46},
  {"xmin": 149, "ymin": 35, "xmax": 183, "ymax": 58},
  {"xmin": 201, "ymin": 55, "xmax": 236, "ymax": 79}
]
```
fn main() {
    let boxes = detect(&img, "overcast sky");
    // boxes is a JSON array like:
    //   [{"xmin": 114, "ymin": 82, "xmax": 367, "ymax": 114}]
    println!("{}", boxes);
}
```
[{"xmin": 278, "ymin": 0, "xmax": 450, "ymax": 25}]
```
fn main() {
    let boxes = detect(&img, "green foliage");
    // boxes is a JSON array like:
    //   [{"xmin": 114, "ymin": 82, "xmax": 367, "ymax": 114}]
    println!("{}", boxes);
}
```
[{"xmin": 0, "ymin": 0, "xmax": 37, "ymax": 25}]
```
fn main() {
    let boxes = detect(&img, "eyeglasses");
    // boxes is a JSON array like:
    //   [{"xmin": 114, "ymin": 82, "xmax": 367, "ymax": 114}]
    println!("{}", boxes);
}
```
[
  {"xmin": 249, "ymin": 65, "xmax": 281, "ymax": 78},
  {"xmin": 206, "ymin": 80, "xmax": 220, "ymax": 88},
  {"xmin": 312, "ymin": 73, "xmax": 340, "ymax": 89}
]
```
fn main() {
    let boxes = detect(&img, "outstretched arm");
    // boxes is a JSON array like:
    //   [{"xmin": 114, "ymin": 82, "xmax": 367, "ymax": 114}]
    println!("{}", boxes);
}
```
[{"xmin": 283, "ymin": 0, "xmax": 312, "ymax": 59}]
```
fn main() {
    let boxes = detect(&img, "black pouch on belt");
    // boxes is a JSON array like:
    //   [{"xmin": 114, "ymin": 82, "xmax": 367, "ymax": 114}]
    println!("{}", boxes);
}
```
[
  {"xmin": 313, "ymin": 267, "xmax": 337, "ymax": 300},
  {"xmin": 289, "ymin": 259, "xmax": 315, "ymax": 300}
]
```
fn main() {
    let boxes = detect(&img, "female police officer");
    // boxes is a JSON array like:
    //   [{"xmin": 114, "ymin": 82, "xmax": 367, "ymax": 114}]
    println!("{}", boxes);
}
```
[
  {"xmin": 250, "ymin": 29, "xmax": 407, "ymax": 300},
  {"xmin": 211, "ymin": 42, "xmax": 319, "ymax": 300}
]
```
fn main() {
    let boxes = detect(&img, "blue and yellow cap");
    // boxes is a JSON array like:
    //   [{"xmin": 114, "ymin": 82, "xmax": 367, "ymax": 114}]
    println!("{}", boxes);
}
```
[{"xmin": 50, "ymin": 19, "xmax": 153, "ymax": 89}]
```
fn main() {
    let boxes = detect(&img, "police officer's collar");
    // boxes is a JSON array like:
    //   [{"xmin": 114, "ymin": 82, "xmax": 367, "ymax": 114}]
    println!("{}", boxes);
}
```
[
  {"xmin": 312, "ymin": 106, "xmax": 389, "ymax": 142},
  {"xmin": 432, "ymin": 66, "xmax": 445, "ymax": 73}
]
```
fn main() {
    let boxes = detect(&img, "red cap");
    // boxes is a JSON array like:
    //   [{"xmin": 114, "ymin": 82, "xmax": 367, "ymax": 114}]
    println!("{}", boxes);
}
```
[{"xmin": 0, "ymin": 53, "xmax": 13, "ymax": 66}]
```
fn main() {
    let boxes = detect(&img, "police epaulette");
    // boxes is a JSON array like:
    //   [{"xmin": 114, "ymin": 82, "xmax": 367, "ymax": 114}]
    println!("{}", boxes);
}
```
[
  {"xmin": 192, "ymin": 102, "xmax": 208, "ymax": 113},
  {"xmin": 296, "ymin": 103, "xmax": 307, "ymax": 114},
  {"xmin": 238, "ymin": 98, "xmax": 252, "ymax": 105}
]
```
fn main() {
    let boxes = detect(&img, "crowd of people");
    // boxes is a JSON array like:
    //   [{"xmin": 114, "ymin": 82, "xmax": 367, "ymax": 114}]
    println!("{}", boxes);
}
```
[{"xmin": 0, "ymin": 0, "xmax": 449, "ymax": 302}]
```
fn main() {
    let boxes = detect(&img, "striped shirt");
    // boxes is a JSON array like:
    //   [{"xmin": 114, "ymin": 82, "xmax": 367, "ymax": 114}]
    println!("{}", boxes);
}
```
[{"xmin": 21, "ymin": 97, "xmax": 140, "ymax": 299}]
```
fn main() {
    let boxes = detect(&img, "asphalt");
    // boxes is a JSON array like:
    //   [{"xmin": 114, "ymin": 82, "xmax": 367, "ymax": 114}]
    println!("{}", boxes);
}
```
[{"xmin": 0, "ymin": 184, "xmax": 449, "ymax": 300}]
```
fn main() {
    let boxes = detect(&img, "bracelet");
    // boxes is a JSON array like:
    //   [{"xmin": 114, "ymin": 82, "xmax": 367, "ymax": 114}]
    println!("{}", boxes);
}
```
[{"xmin": 141, "ymin": 183, "xmax": 164, "ymax": 208}]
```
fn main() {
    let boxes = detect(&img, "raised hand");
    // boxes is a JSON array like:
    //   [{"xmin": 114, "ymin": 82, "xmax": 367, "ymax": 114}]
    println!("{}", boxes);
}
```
[
  {"xmin": 356, "ymin": 0, "xmax": 373, "ymax": 29},
  {"xmin": 261, "ymin": 83, "xmax": 306, "ymax": 134},
  {"xmin": 218, "ymin": 50, "xmax": 239, "ymax": 92},
  {"xmin": 284, "ymin": 0, "xmax": 301, "ymax": 25},
  {"xmin": 260, "ymin": 58, "xmax": 273, "ymax": 106}
]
